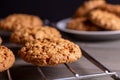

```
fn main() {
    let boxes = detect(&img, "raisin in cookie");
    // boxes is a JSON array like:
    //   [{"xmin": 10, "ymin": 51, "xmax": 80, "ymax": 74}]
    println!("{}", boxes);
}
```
[
  {"xmin": 0, "ymin": 46, "xmax": 15, "ymax": 72},
  {"xmin": 73, "ymin": 0, "xmax": 106, "ymax": 18},
  {"xmin": 18, "ymin": 38, "xmax": 82, "ymax": 66},
  {"xmin": 67, "ymin": 17, "xmax": 103, "ymax": 31},
  {"xmin": 0, "ymin": 14, "xmax": 43, "ymax": 31},
  {"xmin": 10, "ymin": 26, "xmax": 61, "ymax": 44},
  {"xmin": 88, "ymin": 10, "xmax": 120, "ymax": 30}
]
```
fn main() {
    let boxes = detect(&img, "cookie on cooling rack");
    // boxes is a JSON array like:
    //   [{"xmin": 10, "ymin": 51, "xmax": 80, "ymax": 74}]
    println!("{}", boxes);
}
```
[
  {"xmin": 0, "ymin": 46, "xmax": 15, "ymax": 72},
  {"xmin": 67, "ymin": 17, "xmax": 103, "ymax": 31},
  {"xmin": 88, "ymin": 10, "xmax": 120, "ymax": 30},
  {"xmin": 10, "ymin": 26, "xmax": 61, "ymax": 45},
  {"xmin": 0, "ymin": 37, "xmax": 2, "ymax": 44},
  {"xmin": 0, "ymin": 14, "xmax": 43, "ymax": 31},
  {"xmin": 18, "ymin": 38, "xmax": 82, "ymax": 66},
  {"xmin": 73, "ymin": 0, "xmax": 106, "ymax": 18}
]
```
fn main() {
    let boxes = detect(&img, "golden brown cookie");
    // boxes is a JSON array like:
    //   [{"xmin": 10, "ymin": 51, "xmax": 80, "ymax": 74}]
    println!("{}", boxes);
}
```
[
  {"xmin": 67, "ymin": 17, "xmax": 103, "ymax": 31},
  {"xmin": 0, "ymin": 46, "xmax": 15, "ymax": 72},
  {"xmin": 18, "ymin": 38, "xmax": 82, "ymax": 66},
  {"xmin": 0, "ymin": 37, "xmax": 2, "ymax": 44},
  {"xmin": 73, "ymin": 0, "xmax": 106, "ymax": 18},
  {"xmin": 88, "ymin": 10, "xmax": 120, "ymax": 30},
  {"xmin": 0, "ymin": 14, "xmax": 43, "ymax": 31},
  {"xmin": 10, "ymin": 26, "xmax": 61, "ymax": 45},
  {"xmin": 101, "ymin": 4, "xmax": 120, "ymax": 17}
]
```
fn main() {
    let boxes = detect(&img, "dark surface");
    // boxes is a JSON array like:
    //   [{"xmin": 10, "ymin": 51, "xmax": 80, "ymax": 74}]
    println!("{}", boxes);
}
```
[
  {"xmin": 0, "ymin": 0, "xmax": 84, "ymax": 22},
  {"xmin": 0, "ymin": 0, "xmax": 120, "ymax": 22}
]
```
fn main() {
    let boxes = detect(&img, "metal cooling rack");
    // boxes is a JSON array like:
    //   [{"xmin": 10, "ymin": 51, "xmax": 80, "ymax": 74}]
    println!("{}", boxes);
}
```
[{"xmin": 5, "ymin": 48, "xmax": 120, "ymax": 80}]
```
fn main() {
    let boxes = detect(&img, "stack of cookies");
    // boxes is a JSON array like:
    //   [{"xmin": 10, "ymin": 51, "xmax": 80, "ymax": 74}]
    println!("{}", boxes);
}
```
[
  {"xmin": 67, "ymin": 0, "xmax": 120, "ymax": 31},
  {"xmin": 0, "ymin": 13, "xmax": 82, "ymax": 67}
]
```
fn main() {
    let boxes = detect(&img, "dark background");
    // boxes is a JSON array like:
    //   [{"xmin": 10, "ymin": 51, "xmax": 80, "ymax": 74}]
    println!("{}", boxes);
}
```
[{"xmin": 0, "ymin": 0, "xmax": 120, "ymax": 22}]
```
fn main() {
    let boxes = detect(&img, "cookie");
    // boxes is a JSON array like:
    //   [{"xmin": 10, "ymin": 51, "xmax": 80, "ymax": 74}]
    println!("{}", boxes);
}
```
[
  {"xmin": 0, "ymin": 37, "xmax": 2, "ymax": 44},
  {"xmin": 18, "ymin": 38, "xmax": 82, "ymax": 66},
  {"xmin": 88, "ymin": 10, "xmax": 120, "ymax": 30},
  {"xmin": 67, "ymin": 17, "xmax": 103, "ymax": 31},
  {"xmin": 0, "ymin": 14, "xmax": 43, "ymax": 31},
  {"xmin": 0, "ymin": 46, "xmax": 15, "ymax": 72},
  {"xmin": 101, "ymin": 4, "xmax": 120, "ymax": 17},
  {"xmin": 73, "ymin": 0, "xmax": 106, "ymax": 18},
  {"xmin": 10, "ymin": 26, "xmax": 61, "ymax": 44}
]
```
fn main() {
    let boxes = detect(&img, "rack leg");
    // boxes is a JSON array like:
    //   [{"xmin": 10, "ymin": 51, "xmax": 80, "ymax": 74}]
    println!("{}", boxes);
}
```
[{"xmin": 7, "ymin": 69, "xmax": 12, "ymax": 80}]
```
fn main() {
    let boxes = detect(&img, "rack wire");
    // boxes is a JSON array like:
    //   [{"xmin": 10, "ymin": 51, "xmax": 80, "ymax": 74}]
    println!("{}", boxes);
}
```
[
  {"xmin": 6, "ymin": 48, "xmax": 120, "ymax": 80},
  {"xmin": 7, "ymin": 69, "xmax": 12, "ymax": 80}
]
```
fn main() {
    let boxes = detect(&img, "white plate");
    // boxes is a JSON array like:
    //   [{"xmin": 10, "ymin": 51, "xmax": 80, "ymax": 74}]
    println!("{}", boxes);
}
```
[{"xmin": 56, "ymin": 18, "xmax": 120, "ymax": 41}]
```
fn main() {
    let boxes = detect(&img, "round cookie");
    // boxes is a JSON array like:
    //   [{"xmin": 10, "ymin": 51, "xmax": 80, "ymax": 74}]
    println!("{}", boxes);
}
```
[
  {"xmin": 88, "ymin": 10, "xmax": 120, "ymax": 30},
  {"xmin": 10, "ymin": 26, "xmax": 61, "ymax": 44},
  {"xmin": 0, "ymin": 37, "xmax": 2, "ymax": 44},
  {"xmin": 67, "ymin": 18, "xmax": 103, "ymax": 31},
  {"xmin": 0, "ymin": 46, "xmax": 15, "ymax": 72},
  {"xmin": 73, "ymin": 0, "xmax": 106, "ymax": 18},
  {"xmin": 18, "ymin": 38, "xmax": 82, "ymax": 66},
  {"xmin": 0, "ymin": 14, "xmax": 43, "ymax": 31}
]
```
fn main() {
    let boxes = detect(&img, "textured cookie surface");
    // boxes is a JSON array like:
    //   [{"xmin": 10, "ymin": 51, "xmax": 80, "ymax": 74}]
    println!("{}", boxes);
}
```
[
  {"xmin": 89, "ymin": 10, "xmax": 120, "ymax": 30},
  {"xmin": 0, "ymin": 46, "xmax": 15, "ymax": 72},
  {"xmin": 0, "ymin": 14, "xmax": 43, "ymax": 31},
  {"xmin": 67, "ymin": 18, "xmax": 103, "ymax": 31},
  {"xmin": 18, "ymin": 38, "xmax": 82, "ymax": 66},
  {"xmin": 73, "ymin": 0, "xmax": 106, "ymax": 18},
  {"xmin": 10, "ymin": 26, "xmax": 61, "ymax": 44}
]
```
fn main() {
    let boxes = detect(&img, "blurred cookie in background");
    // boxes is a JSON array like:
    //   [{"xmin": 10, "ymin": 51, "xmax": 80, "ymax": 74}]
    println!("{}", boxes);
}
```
[
  {"xmin": 67, "ymin": 17, "xmax": 104, "ymax": 31},
  {"xmin": 0, "ymin": 37, "xmax": 2, "ymax": 44},
  {"xmin": 100, "ymin": 4, "xmax": 120, "ymax": 17},
  {"xmin": 72, "ymin": 0, "xmax": 106, "ymax": 18},
  {"xmin": 0, "ymin": 14, "xmax": 43, "ymax": 31},
  {"xmin": 10, "ymin": 26, "xmax": 61, "ymax": 45},
  {"xmin": 88, "ymin": 10, "xmax": 120, "ymax": 30}
]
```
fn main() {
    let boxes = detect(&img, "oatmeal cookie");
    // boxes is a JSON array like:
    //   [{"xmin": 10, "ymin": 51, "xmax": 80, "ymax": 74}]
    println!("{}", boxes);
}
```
[
  {"xmin": 0, "ymin": 46, "xmax": 15, "ymax": 72},
  {"xmin": 0, "ymin": 37, "xmax": 2, "ymax": 44},
  {"xmin": 73, "ymin": 0, "xmax": 106, "ymax": 18},
  {"xmin": 10, "ymin": 26, "xmax": 61, "ymax": 44},
  {"xmin": 18, "ymin": 38, "xmax": 82, "ymax": 66},
  {"xmin": 88, "ymin": 10, "xmax": 120, "ymax": 30},
  {"xmin": 101, "ymin": 4, "xmax": 120, "ymax": 17},
  {"xmin": 67, "ymin": 17, "xmax": 103, "ymax": 31},
  {"xmin": 0, "ymin": 14, "xmax": 43, "ymax": 31}
]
